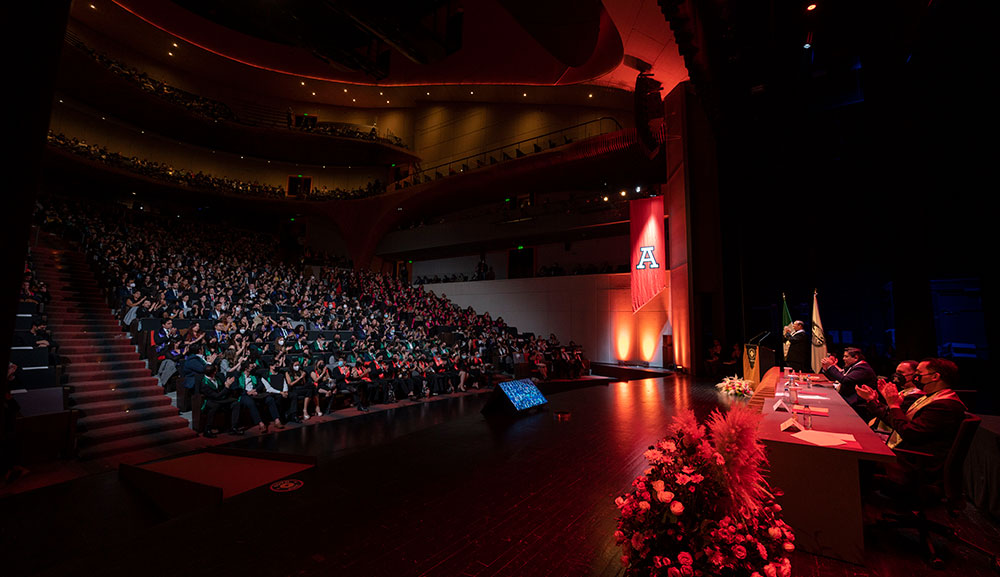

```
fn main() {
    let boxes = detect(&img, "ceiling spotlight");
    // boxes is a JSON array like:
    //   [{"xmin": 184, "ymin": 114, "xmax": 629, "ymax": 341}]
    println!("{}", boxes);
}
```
[
  {"xmin": 620, "ymin": 190, "xmax": 627, "ymax": 197},
  {"xmin": 90, "ymin": 4, "xmax": 96, "ymax": 9},
  {"xmin": 803, "ymin": 42, "xmax": 811, "ymax": 49},
  {"xmin": 167, "ymin": 52, "xmax": 173, "ymax": 56},
  {"xmin": 352, "ymin": 98, "xmax": 356, "ymax": 102},
  {"xmin": 172, "ymin": 42, "xmax": 178, "ymax": 48},
  {"xmin": 635, "ymin": 186, "xmax": 641, "ymax": 193},
  {"xmin": 523, "ymin": 93, "xmax": 527, "ymax": 97},
  {"xmin": 379, "ymin": 91, "xmax": 383, "ymax": 95},
  {"xmin": 426, "ymin": 92, "xmax": 430, "ymax": 96},
  {"xmin": 386, "ymin": 100, "xmax": 390, "ymax": 104},
  {"xmin": 806, "ymin": 4, "xmax": 817, "ymax": 10},
  {"xmin": 344, "ymin": 88, "xmax": 348, "ymax": 92},
  {"xmin": 470, "ymin": 91, "xmax": 474, "ymax": 95},
  {"xmin": 602, "ymin": 196, "xmax": 609, "ymax": 202},
  {"xmin": 312, "ymin": 92, "xmax": 316, "ymax": 96},
  {"xmin": 588, "ymin": 93, "xmax": 593, "ymax": 98}
]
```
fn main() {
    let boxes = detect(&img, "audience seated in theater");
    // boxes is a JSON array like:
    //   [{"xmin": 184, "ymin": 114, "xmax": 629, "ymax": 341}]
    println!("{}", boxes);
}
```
[{"xmin": 34, "ymin": 197, "xmax": 589, "ymax": 432}]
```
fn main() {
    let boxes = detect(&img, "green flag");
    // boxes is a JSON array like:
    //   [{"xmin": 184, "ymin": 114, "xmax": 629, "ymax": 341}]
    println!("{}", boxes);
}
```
[
  {"xmin": 781, "ymin": 293, "xmax": 792, "ymax": 359},
  {"xmin": 781, "ymin": 293, "xmax": 792, "ymax": 327}
]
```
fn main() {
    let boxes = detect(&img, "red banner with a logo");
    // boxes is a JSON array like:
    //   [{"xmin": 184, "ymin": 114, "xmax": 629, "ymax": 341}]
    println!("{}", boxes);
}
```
[{"xmin": 630, "ymin": 196, "xmax": 666, "ymax": 312}]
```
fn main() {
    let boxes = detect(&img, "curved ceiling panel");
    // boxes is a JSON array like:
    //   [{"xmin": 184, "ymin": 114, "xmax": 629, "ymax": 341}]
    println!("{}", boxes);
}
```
[{"xmin": 112, "ymin": 0, "xmax": 626, "ymax": 86}]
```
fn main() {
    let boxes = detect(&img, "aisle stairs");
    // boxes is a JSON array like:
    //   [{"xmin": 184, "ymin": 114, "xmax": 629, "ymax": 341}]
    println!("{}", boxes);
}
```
[{"xmin": 31, "ymin": 234, "xmax": 196, "ymax": 460}]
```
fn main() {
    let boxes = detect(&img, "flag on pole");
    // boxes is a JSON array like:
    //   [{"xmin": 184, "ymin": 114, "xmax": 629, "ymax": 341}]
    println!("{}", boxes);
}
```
[
  {"xmin": 781, "ymin": 293, "xmax": 792, "ymax": 359},
  {"xmin": 810, "ymin": 289, "xmax": 828, "ymax": 372},
  {"xmin": 629, "ymin": 196, "xmax": 667, "ymax": 312}
]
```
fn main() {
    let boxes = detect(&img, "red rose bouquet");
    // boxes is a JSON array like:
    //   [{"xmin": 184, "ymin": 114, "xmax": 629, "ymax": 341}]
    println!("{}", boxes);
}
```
[{"xmin": 614, "ymin": 405, "xmax": 794, "ymax": 577}]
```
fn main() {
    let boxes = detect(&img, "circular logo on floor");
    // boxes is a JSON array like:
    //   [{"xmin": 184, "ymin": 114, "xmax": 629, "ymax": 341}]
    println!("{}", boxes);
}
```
[{"xmin": 269, "ymin": 479, "xmax": 304, "ymax": 492}]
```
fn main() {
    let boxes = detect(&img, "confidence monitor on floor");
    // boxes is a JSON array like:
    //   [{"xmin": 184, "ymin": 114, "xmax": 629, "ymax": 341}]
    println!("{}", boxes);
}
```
[{"xmin": 481, "ymin": 378, "xmax": 548, "ymax": 416}]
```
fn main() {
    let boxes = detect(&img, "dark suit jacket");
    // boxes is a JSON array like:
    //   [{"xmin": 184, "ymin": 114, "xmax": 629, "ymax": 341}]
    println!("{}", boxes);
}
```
[
  {"xmin": 865, "ymin": 389, "xmax": 966, "ymax": 480},
  {"xmin": 182, "ymin": 355, "xmax": 209, "ymax": 390},
  {"xmin": 784, "ymin": 330, "xmax": 810, "ymax": 371},
  {"xmin": 199, "ymin": 375, "xmax": 231, "ymax": 402},
  {"xmin": 821, "ymin": 360, "xmax": 876, "ymax": 404}
]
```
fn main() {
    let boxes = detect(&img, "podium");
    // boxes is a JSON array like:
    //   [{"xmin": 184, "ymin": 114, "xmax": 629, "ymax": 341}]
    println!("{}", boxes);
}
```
[{"xmin": 742, "ymin": 344, "xmax": 775, "ymax": 385}]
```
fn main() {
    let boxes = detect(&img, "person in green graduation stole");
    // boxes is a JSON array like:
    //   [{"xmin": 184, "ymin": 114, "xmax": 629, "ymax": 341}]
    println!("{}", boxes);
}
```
[
  {"xmin": 198, "ymin": 364, "xmax": 244, "ymax": 438},
  {"xmin": 239, "ymin": 362, "xmax": 284, "ymax": 432}
]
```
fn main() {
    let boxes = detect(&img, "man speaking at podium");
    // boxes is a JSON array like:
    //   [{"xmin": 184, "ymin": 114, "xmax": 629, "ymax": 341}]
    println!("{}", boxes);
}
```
[{"xmin": 783, "ymin": 320, "xmax": 810, "ymax": 371}]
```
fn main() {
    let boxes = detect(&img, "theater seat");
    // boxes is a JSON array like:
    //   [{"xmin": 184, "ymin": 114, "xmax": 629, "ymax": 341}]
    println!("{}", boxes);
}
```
[{"xmin": 876, "ymin": 413, "xmax": 999, "ymax": 570}]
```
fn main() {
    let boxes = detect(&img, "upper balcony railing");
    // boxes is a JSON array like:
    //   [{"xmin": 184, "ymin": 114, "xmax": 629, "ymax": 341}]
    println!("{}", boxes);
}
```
[
  {"xmin": 390, "ymin": 117, "xmax": 623, "ymax": 190},
  {"xmin": 63, "ymin": 32, "xmax": 408, "ymax": 150}
]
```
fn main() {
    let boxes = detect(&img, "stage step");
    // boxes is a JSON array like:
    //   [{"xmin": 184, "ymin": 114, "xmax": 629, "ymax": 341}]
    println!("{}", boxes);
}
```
[
  {"xmin": 59, "ymin": 344, "xmax": 136, "ymax": 356},
  {"xmin": 79, "ymin": 415, "xmax": 191, "ymax": 445},
  {"xmin": 56, "ymin": 336, "xmax": 133, "ymax": 348},
  {"xmin": 70, "ymin": 385, "xmax": 163, "ymax": 405},
  {"xmin": 49, "ymin": 322, "xmax": 122, "ymax": 331},
  {"xmin": 65, "ymin": 367, "xmax": 151, "ymax": 382},
  {"xmin": 78, "ymin": 404, "xmax": 180, "ymax": 431},
  {"xmin": 63, "ymin": 348, "xmax": 139, "ymax": 363},
  {"xmin": 72, "ymin": 395, "xmax": 173, "ymax": 417},
  {"xmin": 28, "ymin": 230, "xmax": 197, "ymax": 463},
  {"xmin": 70, "ymin": 376, "xmax": 159, "ymax": 393},
  {"xmin": 77, "ymin": 427, "xmax": 198, "ymax": 461}
]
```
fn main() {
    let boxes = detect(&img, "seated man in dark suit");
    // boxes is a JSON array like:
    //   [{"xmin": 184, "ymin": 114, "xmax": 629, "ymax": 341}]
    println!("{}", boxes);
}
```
[
  {"xmin": 856, "ymin": 357, "xmax": 967, "ymax": 485},
  {"xmin": 820, "ymin": 347, "xmax": 876, "ymax": 407}
]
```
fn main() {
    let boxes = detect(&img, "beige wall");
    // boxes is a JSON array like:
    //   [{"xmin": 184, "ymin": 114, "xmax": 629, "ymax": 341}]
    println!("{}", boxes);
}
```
[
  {"xmin": 433, "ymin": 274, "xmax": 672, "ymax": 367},
  {"xmin": 412, "ymin": 102, "xmax": 627, "ymax": 167}
]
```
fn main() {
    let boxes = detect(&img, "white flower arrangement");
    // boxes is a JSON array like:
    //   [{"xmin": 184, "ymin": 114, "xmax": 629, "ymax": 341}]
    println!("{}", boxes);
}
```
[{"xmin": 715, "ymin": 376, "xmax": 754, "ymax": 397}]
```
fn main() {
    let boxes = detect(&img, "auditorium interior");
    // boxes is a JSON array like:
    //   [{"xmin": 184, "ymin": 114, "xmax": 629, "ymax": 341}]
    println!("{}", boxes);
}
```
[{"xmin": 3, "ymin": 1, "xmax": 997, "ymax": 576}]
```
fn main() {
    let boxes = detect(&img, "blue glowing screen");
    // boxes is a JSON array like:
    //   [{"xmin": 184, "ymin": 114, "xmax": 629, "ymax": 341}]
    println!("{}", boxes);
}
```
[{"xmin": 498, "ymin": 379, "xmax": 548, "ymax": 410}]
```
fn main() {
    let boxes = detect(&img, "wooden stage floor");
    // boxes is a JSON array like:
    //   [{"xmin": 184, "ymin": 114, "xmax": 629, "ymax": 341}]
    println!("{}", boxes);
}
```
[{"xmin": 2, "ymin": 375, "xmax": 998, "ymax": 577}]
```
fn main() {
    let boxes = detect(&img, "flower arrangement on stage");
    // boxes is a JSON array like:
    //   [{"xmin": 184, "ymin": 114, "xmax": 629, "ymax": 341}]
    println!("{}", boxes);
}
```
[
  {"xmin": 614, "ymin": 406, "xmax": 795, "ymax": 577},
  {"xmin": 715, "ymin": 376, "xmax": 755, "ymax": 397}
]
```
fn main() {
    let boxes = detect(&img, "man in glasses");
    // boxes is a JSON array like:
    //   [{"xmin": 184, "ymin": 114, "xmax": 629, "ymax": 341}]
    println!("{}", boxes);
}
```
[
  {"xmin": 857, "ymin": 357, "xmax": 967, "ymax": 482},
  {"xmin": 867, "ymin": 360, "xmax": 923, "ymax": 434}
]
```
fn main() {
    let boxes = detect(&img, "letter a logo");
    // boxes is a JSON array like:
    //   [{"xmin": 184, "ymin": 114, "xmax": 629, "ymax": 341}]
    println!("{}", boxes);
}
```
[{"xmin": 635, "ymin": 246, "xmax": 660, "ymax": 270}]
